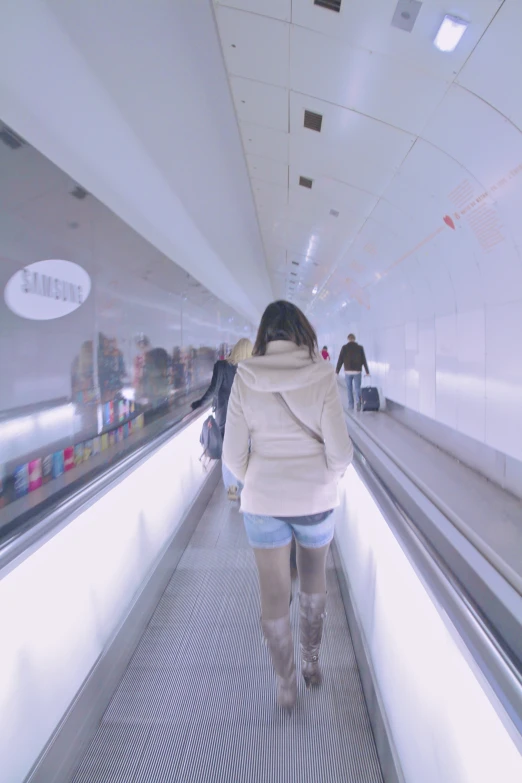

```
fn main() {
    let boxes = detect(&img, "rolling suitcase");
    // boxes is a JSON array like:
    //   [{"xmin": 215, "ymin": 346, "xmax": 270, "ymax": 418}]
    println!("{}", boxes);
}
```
[{"xmin": 361, "ymin": 384, "xmax": 380, "ymax": 412}]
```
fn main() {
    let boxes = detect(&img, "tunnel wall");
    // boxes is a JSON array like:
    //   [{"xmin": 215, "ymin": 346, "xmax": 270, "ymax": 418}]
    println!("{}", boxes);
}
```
[
  {"xmin": 335, "ymin": 465, "xmax": 522, "ymax": 783},
  {"xmin": 318, "ymin": 79, "xmax": 522, "ymax": 467}
]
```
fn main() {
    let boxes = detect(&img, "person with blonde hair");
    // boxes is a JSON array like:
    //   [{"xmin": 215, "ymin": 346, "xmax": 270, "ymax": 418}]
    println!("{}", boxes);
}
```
[{"xmin": 192, "ymin": 337, "xmax": 253, "ymax": 497}]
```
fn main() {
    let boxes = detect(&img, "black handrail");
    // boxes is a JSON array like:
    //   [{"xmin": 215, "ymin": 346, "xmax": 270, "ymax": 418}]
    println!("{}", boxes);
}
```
[
  {"xmin": 351, "ymin": 437, "xmax": 522, "ymax": 738},
  {"xmin": 0, "ymin": 406, "xmax": 205, "ymax": 576}
]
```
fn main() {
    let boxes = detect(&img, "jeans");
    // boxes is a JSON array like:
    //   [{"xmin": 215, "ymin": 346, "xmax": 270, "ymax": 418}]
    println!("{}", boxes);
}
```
[{"xmin": 345, "ymin": 373, "xmax": 362, "ymax": 409}]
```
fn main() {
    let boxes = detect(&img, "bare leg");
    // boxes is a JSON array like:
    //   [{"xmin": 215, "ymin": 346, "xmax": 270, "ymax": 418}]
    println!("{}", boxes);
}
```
[
  {"xmin": 296, "ymin": 542, "xmax": 329, "ymax": 594},
  {"xmin": 254, "ymin": 543, "xmax": 292, "ymax": 621}
]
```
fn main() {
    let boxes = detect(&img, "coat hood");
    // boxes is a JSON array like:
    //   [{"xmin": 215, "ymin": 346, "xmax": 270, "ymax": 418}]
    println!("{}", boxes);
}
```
[{"xmin": 236, "ymin": 341, "xmax": 334, "ymax": 392}]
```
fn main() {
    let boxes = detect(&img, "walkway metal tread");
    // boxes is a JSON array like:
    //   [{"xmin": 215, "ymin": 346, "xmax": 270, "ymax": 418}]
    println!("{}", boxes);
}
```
[
  {"xmin": 346, "ymin": 405, "xmax": 522, "ymax": 581},
  {"xmin": 71, "ymin": 486, "xmax": 383, "ymax": 782}
]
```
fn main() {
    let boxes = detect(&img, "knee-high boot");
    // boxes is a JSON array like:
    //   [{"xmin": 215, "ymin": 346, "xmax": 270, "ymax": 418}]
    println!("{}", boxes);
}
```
[
  {"xmin": 299, "ymin": 592, "xmax": 327, "ymax": 687},
  {"xmin": 261, "ymin": 615, "xmax": 297, "ymax": 710}
]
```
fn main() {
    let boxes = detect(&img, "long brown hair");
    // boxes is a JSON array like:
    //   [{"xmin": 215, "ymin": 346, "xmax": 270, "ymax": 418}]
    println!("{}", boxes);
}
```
[{"xmin": 253, "ymin": 300, "xmax": 318, "ymax": 359}]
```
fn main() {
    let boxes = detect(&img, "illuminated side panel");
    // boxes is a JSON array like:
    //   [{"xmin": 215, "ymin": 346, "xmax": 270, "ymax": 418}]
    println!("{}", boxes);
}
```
[
  {"xmin": 0, "ymin": 413, "xmax": 210, "ymax": 783},
  {"xmin": 335, "ymin": 466, "xmax": 522, "ymax": 782}
]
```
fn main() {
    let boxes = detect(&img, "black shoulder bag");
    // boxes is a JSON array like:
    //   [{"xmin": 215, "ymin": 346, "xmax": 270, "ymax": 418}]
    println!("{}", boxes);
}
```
[{"xmin": 199, "ymin": 365, "xmax": 224, "ymax": 462}]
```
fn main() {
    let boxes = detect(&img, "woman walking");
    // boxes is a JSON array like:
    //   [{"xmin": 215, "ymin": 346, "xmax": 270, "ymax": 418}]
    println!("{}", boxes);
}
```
[
  {"xmin": 223, "ymin": 301, "xmax": 353, "ymax": 710},
  {"xmin": 192, "ymin": 337, "xmax": 253, "ymax": 497}
]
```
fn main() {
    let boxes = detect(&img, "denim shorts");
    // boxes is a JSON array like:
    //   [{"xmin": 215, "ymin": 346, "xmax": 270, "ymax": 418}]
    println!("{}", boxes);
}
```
[{"xmin": 243, "ymin": 512, "xmax": 335, "ymax": 550}]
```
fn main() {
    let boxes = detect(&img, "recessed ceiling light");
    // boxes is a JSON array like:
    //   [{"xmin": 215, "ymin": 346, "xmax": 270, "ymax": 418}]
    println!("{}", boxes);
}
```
[
  {"xmin": 312, "ymin": 286, "xmax": 318, "ymax": 295},
  {"xmin": 341, "ymin": 301, "xmax": 347, "ymax": 308},
  {"xmin": 434, "ymin": 15, "xmax": 468, "ymax": 52}
]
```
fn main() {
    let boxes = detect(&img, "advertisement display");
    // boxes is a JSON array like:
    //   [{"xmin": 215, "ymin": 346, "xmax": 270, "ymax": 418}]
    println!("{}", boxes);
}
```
[
  {"xmin": 4, "ymin": 259, "xmax": 91, "ymax": 321},
  {"xmin": 0, "ymin": 126, "xmax": 252, "ymax": 529}
]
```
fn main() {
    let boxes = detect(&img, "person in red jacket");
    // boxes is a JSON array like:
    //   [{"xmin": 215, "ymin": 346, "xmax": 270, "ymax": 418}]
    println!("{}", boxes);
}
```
[{"xmin": 321, "ymin": 346, "xmax": 330, "ymax": 361}]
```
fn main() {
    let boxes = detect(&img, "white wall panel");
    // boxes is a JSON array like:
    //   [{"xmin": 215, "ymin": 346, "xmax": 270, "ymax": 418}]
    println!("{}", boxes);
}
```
[
  {"xmin": 290, "ymin": 26, "xmax": 449, "ymax": 136},
  {"xmin": 405, "ymin": 320, "xmax": 420, "ymax": 411},
  {"xmin": 418, "ymin": 319, "xmax": 436, "ymax": 420},
  {"xmin": 217, "ymin": 6, "xmax": 289, "ymax": 87},
  {"xmin": 495, "ymin": 174, "xmax": 522, "ymax": 255},
  {"xmin": 418, "ymin": 245, "xmax": 457, "ymax": 318},
  {"xmin": 242, "ymin": 122, "xmax": 289, "ymax": 164},
  {"xmin": 252, "ymin": 179, "xmax": 288, "ymax": 216},
  {"xmin": 485, "ymin": 300, "xmax": 522, "ymax": 459},
  {"xmin": 406, "ymin": 262, "xmax": 436, "ymax": 322},
  {"xmin": 456, "ymin": 310, "xmax": 486, "ymax": 444},
  {"xmin": 292, "ymin": 0, "xmax": 503, "ymax": 82},
  {"xmin": 300, "ymin": 177, "xmax": 377, "ymax": 220},
  {"xmin": 289, "ymin": 93, "xmax": 415, "ymax": 196},
  {"xmin": 215, "ymin": 0, "xmax": 291, "ymax": 22},
  {"xmin": 435, "ymin": 314, "xmax": 458, "ymax": 430},
  {"xmin": 422, "ymin": 85, "xmax": 522, "ymax": 192},
  {"xmin": 444, "ymin": 238, "xmax": 485, "ymax": 313},
  {"xmin": 478, "ymin": 241, "xmax": 522, "ymax": 309},
  {"xmin": 394, "ymin": 139, "xmax": 473, "ymax": 209},
  {"xmin": 384, "ymin": 325, "xmax": 406, "ymax": 405},
  {"xmin": 246, "ymin": 153, "xmax": 288, "ymax": 186},
  {"xmin": 457, "ymin": 0, "xmax": 522, "ymax": 133},
  {"xmin": 229, "ymin": 76, "xmax": 288, "ymax": 131}
]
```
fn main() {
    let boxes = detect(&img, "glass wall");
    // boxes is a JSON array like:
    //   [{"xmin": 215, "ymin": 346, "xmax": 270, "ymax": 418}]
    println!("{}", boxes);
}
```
[{"xmin": 0, "ymin": 124, "xmax": 253, "ymax": 537}]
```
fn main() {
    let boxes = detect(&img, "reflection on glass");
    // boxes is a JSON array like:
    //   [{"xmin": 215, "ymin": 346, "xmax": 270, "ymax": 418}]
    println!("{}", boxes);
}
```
[{"xmin": 0, "ymin": 121, "xmax": 251, "ymax": 528}]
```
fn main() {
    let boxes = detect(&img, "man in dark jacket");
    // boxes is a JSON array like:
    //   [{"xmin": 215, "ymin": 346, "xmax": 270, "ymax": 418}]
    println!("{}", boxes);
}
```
[{"xmin": 336, "ymin": 334, "xmax": 369, "ymax": 412}]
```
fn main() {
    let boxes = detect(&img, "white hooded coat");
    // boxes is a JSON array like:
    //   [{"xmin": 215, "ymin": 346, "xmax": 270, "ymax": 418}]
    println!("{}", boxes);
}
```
[{"xmin": 222, "ymin": 341, "xmax": 353, "ymax": 517}]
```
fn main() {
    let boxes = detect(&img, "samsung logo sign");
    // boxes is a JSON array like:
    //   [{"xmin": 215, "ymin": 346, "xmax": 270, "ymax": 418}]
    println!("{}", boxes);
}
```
[{"xmin": 4, "ymin": 259, "xmax": 91, "ymax": 320}]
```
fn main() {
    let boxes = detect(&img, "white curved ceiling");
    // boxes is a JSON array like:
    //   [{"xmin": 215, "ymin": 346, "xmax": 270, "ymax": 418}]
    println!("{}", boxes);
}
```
[
  {"xmin": 214, "ymin": 0, "xmax": 522, "ymax": 462},
  {"xmin": 214, "ymin": 0, "xmax": 516, "ymax": 311},
  {"xmin": 0, "ymin": 0, "xmax": 273, "ymax": 323}
]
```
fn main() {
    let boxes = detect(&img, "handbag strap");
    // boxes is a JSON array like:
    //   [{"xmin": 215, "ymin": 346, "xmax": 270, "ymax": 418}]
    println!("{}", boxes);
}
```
[
  {"xmin": 212, "ymin": 362, "xmax": 224, "ymax": 412},
  {"xmin": 273, "ymin": 392, "xmax": 324, "ymax": 445}
]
